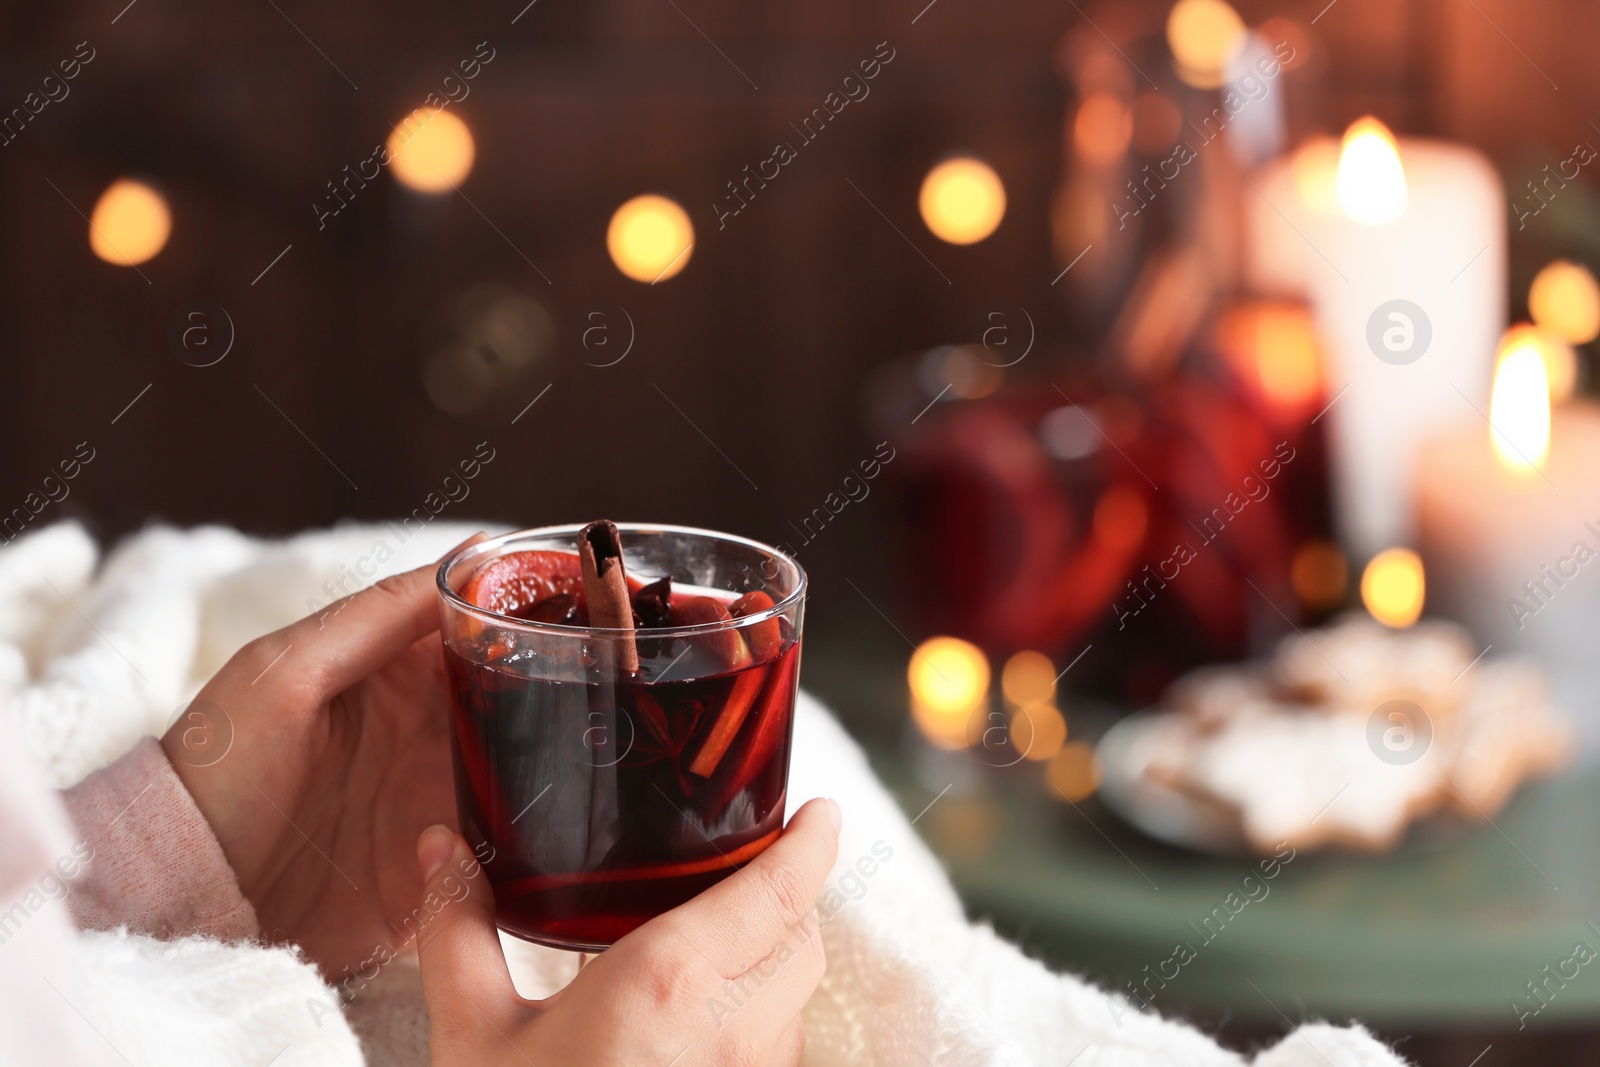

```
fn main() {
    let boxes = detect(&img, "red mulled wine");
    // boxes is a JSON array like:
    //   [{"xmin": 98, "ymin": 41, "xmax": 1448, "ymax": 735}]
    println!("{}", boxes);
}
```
[{"xmin": 440, "ymin": 537, "xmax": 804, "ymax": 951}]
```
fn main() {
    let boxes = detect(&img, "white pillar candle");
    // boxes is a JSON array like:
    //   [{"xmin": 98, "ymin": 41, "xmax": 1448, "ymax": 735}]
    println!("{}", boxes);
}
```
[
  {"xmin": 1248, "ymin": 120, "xmax": 1506, "ymax": 559},
  {"xmin": 1416, "ymin": 330, "xmax": 1600, "ymax": 750}
]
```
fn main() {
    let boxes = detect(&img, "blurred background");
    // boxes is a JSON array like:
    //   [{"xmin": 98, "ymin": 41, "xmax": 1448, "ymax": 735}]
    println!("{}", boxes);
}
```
[{"xmin": 7, "ymin": 0, "xmax": 1600, "ymax": 1062}]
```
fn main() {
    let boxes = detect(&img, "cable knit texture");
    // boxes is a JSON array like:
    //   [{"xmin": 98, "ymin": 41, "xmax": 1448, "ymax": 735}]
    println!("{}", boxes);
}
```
[{"xmin": 0, "ymin": 521, "xmax": 1413, "ymax": 1067}]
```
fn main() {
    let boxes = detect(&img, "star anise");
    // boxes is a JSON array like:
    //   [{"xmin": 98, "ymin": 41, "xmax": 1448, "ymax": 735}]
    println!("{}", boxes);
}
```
[{"xmin": 624, "ymin": 691, "xmax": 705, "ymax": 795}]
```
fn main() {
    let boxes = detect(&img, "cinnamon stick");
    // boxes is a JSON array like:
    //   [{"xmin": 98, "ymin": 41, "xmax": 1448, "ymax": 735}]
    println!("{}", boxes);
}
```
[{"xmin": 578, "ymin": 520, "xmax": 640, "ymax": 674}]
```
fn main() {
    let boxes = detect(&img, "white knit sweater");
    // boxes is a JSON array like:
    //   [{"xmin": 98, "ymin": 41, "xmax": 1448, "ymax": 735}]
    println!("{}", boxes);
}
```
[{"xmin": 0, "ymin": 521, "xmax": 1410, "ymax": 1066}]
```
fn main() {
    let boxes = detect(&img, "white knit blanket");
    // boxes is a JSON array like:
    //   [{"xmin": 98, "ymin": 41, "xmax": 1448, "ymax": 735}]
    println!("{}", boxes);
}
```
[{"xmin": 1, "ymin": 521, "xmax": 1409, "ymax": 1067}]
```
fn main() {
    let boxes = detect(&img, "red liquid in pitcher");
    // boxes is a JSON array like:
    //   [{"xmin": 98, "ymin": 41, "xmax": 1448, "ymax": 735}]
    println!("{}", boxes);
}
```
[{"xmin": 446, "ymin": 587, "xmax": 800, "ymax": 949}]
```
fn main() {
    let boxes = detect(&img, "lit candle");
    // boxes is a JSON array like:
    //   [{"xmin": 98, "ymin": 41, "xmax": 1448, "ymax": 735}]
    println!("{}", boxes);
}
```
[
  {"xmin": 1247, "ymin": 119, "xmax": 1506, "ymax": 559},
  {"xmin": 1415, "ymin": 326, "xmax": 1600, "ymax": 749}
]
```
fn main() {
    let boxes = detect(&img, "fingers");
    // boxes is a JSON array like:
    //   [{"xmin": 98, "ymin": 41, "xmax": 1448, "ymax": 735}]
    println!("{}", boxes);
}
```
[
  {"xmin": 269, "ymin": 533, "xmax": 486, "ymax": 700},
  {"xmin": 413, "ymin": 825, "xmax": 519, "ymax": 1039},
  {"xmin": 770, "ymin": 1017, "xmax": 807, "ymax": 1067},
  {"xmin": 668, "ymin": 798, "xmax": 840, "ymax": 976}
]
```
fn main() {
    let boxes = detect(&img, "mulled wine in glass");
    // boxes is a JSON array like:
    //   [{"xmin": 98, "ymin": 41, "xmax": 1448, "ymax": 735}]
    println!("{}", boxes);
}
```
[{"xmin": 436, "ymin": 523, "xmax": 805, "ymax": 951}]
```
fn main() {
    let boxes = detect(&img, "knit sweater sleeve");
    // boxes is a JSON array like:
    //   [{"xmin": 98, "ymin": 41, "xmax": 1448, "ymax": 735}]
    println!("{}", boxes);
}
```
[{"xmin": 61, "ymin": 737, "xmax": 258, "ymax": 941}]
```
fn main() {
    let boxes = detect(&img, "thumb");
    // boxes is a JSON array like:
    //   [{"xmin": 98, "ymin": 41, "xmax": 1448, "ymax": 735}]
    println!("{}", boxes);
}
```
[
  {"xmin": 276, "ymin": 532, "xmax": 488, "ymax": 702},
  {"xmin": 414, "ymin": 825, "xmax": 519, "ymax": 1037}
]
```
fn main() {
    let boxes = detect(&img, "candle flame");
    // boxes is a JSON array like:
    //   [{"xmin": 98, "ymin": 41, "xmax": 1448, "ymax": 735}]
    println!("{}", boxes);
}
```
[
  {"xmin": 1360, "ymin": 547, "xmax": 1425, "ymax": 629},
  {"xmin": 1336, "ymin": 117, "xmax": 1406, "ymax": 225},
  {"xmin": 1488, "ymin": 326, "xmax": 1553, "ymax": 472}
]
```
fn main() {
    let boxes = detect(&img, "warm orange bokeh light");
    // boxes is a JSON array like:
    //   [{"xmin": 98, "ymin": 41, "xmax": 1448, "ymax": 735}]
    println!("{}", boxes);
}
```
[
  {"xmin": 1258, "ymin": 17, "xmax": 1310, "ymax": 70},
  {"xmin": 1291, "ymin": 539, "xmax": 1348, "ymax": 611},
  {"xmin": 1001, "ymin": 650, "xmax": 1057, "ymax": 706},
  {"xmin": 1361, "ymin": 548, "xmax": 1425, "ymax": 629},
  {"xmin": 1046, "ymin": 741, "xmax": 1101, "ymax": 801},
  {"xmin": 919, "ymin": 158, "xmax": 1006, "ymax": 245},
  {"xmin": 387, "ymin": 108, "xmax": 476, "ymax": 193},
  {"xmin": 908, "ymin": 636, "xmax": 990, "ymax": 749},
  {"xmin": 1217, "ymin": 302, "xmax": 1322, "ymax": 415},
  {"xmin": 89, "ymin": 179, "xmax": 171, "ymax": 266},
  {"xmin": 607, "ymin": 195, "xmax": 695, "ymax": 283},
  {"xmin": 1166, "ymin": 0, "xmax": 1246, "ymax": 88},
  {"xmin": 1529, "ymin": 259, "xmax": 1600, "ymax": 345},
  {"xmin": 1074, "ymin": 92, "xmax": 1132, "ymax": 166},
  {"xmin": 1010, "ymin": 702, "xmax": 1067, "ymax": 762}
]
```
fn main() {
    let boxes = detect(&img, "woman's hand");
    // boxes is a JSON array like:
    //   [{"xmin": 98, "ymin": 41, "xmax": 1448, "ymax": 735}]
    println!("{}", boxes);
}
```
[
  {"xmin": 161, "ymin": 539, "xmax": 480, "ymax": 975},
  {"xmin": 415, "ymin": 798, "xmax": 841, "ymax": 1067}
]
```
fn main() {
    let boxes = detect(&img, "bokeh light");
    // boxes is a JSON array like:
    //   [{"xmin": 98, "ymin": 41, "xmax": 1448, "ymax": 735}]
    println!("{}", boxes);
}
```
[
  {"xmin": 1009, "ymin": 702, "xmax": 1067, "ymax": 762},
  {"xmin": 1165, "ymin": 0, "xmax": 1247, "ymax": 88},
  {"xmin": 1291, "ymin": 539, "xmax": 1348, "ymax": 611},
  {"xmin": 1336, "ymin": 117, "xmax": 1407, "ymax": 225},
  {"xmin": 1046, "ymin": 741, "xmax": 1101, "ymax": 801},
  {"xmin": 923, "ymin": 344, "xmax": 1002, "ymax": 400},
  {"xmin": 1253, "ymin": 309, "xmax": 1320, "ymax": 410},
  {"xmin": 1360, "ymin": 547, "xmax": 1425, "ymax": 629},
  {"xmin": 1073, "ymin": 92, "xmax": 1132, "ymax": 166},
  {"xmin": 1529, "ymin": 260, "xmax": 1600, "ymax": 345},
  {"xmin": 911, "ymin": 698, "xmax": 977, "ymax": 749},
  {"xmin": 909, "ymin": 636, "xmax": 990, "ymax": 714},
  {"xmin": 1217, "ymin": 302, "xmax": 1322, "ymax": 415},
  {"xmin": 1039, "ymin": 405, "xmax": 1101, "ymax": 461},
  {"xmin": 919, "ymin": 157, "xmax": 1006, "ymax": 245},
  {"xmin": 607, "ymin": 194, "xmax": 695, "ymax": 283},
  {"xmin": 1258, "ymin": 17, "xmax": 1310, "ymax": 70},
  {"xmin": 1001, "ymin": 650, "xmax": 1057, "ymax": 706},
  {"xmin": 387, "ymin": 108, "xmax": 476, "ymax": 193},
  {"xmin": 89, "ymin": 179, "xmax": 171, "ymax": 266},
  {"xmin": 1293, "ymin": 137, "xmax": 1342, "ymax": 216},
  {"xmin": 1488, "ymin": 326, "xmax": 1553, "ymax": 470},
  {"xmin": 1537, "ymin": 333, "xmax": 1579, "ymax": 402}
]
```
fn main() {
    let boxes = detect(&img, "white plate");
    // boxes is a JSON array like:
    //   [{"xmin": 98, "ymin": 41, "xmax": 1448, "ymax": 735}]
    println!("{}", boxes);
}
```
[{"xmin": 1095, "ymin": 712, "xmax": 1252, "ymax": 856}]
